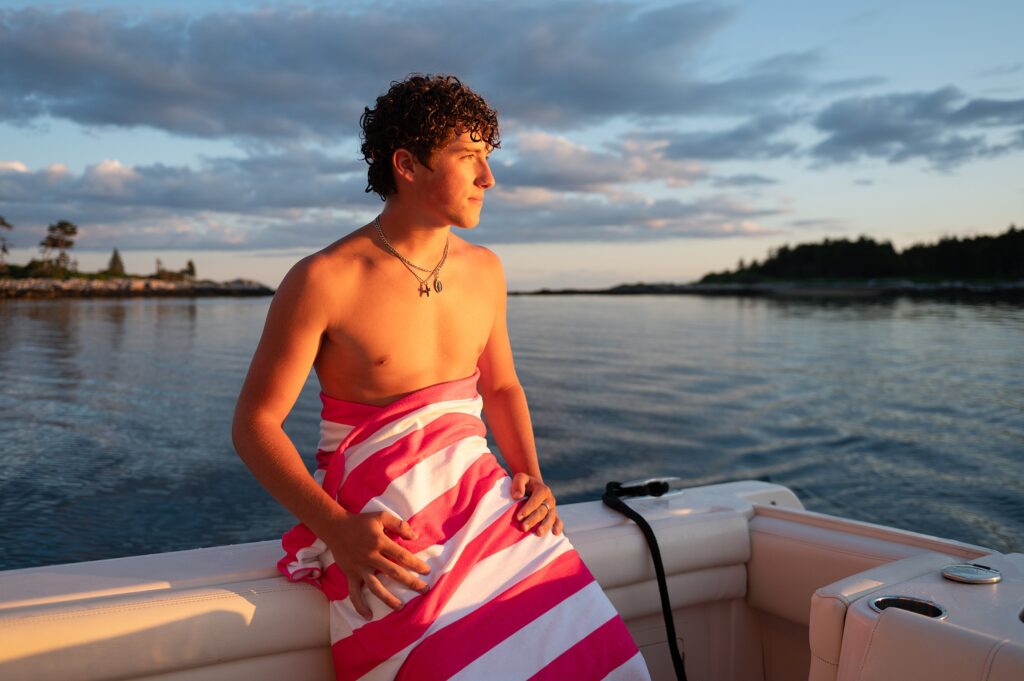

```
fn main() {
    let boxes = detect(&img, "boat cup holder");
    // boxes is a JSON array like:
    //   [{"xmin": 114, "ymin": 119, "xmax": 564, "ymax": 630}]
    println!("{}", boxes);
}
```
[{"xmin": 869, "ymin": 595, "xmax": 947, "ymax": 619}]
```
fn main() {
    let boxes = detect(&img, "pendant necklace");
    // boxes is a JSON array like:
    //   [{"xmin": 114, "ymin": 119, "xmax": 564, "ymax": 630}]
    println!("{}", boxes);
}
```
[{"xmin": 374, "ymin": 216, "xmax": 448, "ymax": 297}]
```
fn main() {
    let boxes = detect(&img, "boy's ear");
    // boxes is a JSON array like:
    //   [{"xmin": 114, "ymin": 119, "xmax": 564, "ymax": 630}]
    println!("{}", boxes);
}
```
[{"xmin": 392, "ymin": 149, "xmax": 417, "ymax": 184}]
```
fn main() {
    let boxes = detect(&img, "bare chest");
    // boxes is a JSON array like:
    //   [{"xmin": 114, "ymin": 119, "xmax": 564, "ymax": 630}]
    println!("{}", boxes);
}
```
[{"xmin": 315, "ymin": 264, "xmax": 495, "ymax": 402}]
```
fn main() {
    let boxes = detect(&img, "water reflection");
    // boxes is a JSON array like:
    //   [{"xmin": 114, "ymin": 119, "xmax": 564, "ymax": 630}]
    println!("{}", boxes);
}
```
[
  {"xmin": 99, "ymin": 300, "xmax": 128, "ymax": 356},
  {"xmin": 0, "ymin": 295, "xmax": 1022, "ymax": 569},
  {"xmin": 6, "ymin": 301, "xmax": 85, "ymax": 391}
]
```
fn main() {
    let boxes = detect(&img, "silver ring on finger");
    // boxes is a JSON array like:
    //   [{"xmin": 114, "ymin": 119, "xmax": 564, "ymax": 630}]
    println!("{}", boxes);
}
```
[{"xmin": 541, "ymin": 500, "xmax": 551, "ymax": 513}]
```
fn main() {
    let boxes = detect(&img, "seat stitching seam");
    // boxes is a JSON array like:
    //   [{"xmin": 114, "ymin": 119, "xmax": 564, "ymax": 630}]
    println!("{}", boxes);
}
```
[
  {"xmin": 981, "ymin": 640, "xmax": 1008, "ymax": 680},
  {"xmin": 811, "ymin": 651, "xmax": 839, "ymax": 667},
  {"xmin": 856, "ymin": 613, "xmax": 885, "ymax": 680}
]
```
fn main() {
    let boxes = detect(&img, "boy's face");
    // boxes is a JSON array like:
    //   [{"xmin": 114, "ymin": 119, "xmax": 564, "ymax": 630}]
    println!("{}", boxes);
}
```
[{"xmin": 411, "ymin": 131, "xmax": 495, "ymax": 229}]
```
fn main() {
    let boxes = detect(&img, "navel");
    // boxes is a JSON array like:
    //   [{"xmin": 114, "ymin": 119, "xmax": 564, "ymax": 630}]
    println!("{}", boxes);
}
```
[{"xmin": 374, "ymin": 355, "xmax": 391, "ymax": 367}]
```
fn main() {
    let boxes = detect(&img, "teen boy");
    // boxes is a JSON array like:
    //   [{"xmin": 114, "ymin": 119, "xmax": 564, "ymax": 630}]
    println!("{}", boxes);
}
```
[{"xmin": 233, "ymin": 74, "xmax": 647, "ymax": 679}]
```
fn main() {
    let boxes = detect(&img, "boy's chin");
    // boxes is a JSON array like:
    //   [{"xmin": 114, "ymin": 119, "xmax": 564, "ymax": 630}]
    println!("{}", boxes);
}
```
[{"xmin": 450, "ymin": 215, "xmax": 481, "ymax": 230}]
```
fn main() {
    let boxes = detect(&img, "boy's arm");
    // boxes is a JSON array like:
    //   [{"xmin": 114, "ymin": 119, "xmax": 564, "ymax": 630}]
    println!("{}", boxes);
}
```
[
  {"xmin": 476, "ymin": 254, "xmax": 563, "ymax": 537},
  {"xmin": 231, "ymin": 258, "xmax": 429, "ymax": 618}
]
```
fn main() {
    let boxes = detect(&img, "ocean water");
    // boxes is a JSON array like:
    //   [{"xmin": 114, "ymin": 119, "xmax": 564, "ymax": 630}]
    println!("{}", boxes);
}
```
[{"xmin": 0, "ymin": 295, "xmax": 1021, "ymax": 569}]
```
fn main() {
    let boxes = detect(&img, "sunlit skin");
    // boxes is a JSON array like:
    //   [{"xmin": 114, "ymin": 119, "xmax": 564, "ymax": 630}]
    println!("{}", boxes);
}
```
[{"xmin": 232, "ymin": 132, "xmax": 562, "ymax": 620}]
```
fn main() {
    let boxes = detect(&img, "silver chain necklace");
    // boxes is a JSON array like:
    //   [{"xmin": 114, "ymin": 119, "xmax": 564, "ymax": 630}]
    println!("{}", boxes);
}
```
[{"xmin": 374, "ymin": 216, "xmax": 448, "ymax": 297}]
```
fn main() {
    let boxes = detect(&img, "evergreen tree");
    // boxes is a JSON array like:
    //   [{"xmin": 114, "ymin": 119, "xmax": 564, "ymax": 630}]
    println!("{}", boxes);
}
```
[
  {"xmin": 107, "ymin": 248, "xmax": 126, "ymax": 276},
  {"xmin": 39, "ymin": 220, "xmax": 78, "ymax": 271},
  {"xmin": 184, "ymin": 259, "xmax": 196, "ymax": 279}
]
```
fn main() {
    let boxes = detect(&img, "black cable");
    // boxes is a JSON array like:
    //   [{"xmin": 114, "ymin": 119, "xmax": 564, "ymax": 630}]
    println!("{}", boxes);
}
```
[{"xmin": 603, "ymin": 481, "xmax": 688, "ymax": 681}]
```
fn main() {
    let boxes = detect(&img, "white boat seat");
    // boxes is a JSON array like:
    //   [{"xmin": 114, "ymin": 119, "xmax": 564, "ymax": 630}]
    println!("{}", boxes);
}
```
[
  {"xmin": 747, "ymin": 506, "xmax": 982, "ymax": 628},
  {"xmin": 0, "ymin": 498, "xmax": 754, "ymax": 681},
  {"xmin": 563, "ymin": 500, "xmax": 751, "ymax": 619},
  {"xmin": 806, "ymin": 552, "xmax": 957, "ymax": 681},
  {"xmin": 844, "ymin": 607, "xmax": 1024, "ymax": 681}
]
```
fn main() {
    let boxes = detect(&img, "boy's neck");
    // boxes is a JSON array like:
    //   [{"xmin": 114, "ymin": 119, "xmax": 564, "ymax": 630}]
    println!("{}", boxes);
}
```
[{"xmin": 376, "ymin": 202, "xmax": 452, "ymax": 263}]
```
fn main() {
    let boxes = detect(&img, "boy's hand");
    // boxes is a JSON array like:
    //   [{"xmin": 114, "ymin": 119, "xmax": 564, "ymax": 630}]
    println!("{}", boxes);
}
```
[
  {"xmin": 325, "ymin": 512, "xmax": 431, "ymax": 620},
  {"xmin": 511, "ymin": 473, "xmax": 563, "ymax": 537}
]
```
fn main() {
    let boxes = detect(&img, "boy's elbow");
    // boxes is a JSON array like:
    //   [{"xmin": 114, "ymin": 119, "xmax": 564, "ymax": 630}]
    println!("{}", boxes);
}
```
[
  {"xmin": 230, "ymin": 407, "xmax": 251, "ymax": 457},
  {"xmin": 231, "ymin": 404, "xmax": 282, "ymax": 456},
  {"xmin": 481, "ymin": 380, "xmax": 524, "ymax": 403},
  {"xmin": 230, "ymin": 401, "xmax": 264, "ymax": 456}
]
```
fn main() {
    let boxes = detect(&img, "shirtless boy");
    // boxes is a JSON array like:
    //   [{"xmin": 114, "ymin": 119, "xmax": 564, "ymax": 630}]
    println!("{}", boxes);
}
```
[
  {"xmin": 231, "ymin": 74, "xmax": 561, "ymax": 618},
  {"xmin": 232, "ymin": 75, "xmax": 647, "ymax": 679}
]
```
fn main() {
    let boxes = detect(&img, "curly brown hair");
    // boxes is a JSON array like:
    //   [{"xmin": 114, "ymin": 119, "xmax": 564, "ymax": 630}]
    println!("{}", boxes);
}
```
[{"xmin": 360, "ymin": 74, "xmax": 500, "ymax": 200}]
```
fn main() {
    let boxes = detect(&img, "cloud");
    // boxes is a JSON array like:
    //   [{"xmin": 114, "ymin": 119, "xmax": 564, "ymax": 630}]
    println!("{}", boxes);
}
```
[
  {"xmin": 0, "ymin": 141, "xmax": 785, "ymax": 250},
  {"xmin": 811, "ymin": 86, "xmax": 1024, "ymax": 167},
  {"xmin": 786, "ymin": 217, "xmax": 845, "ymax": 230},
  {"xmin": 711, "ymin": 173, "xmax": 778, "ymax": 188},
  {"xmin": 0, "ymin": 3, "xmax": 818, "ymax": 141},
  {"xmin": 496, "ymin": 132, "xmax": 706, "ymax": 192},
  {"xmin": 3, "ymin": 2, "xmax": 1021, "ymax": 258},
  {"xmin": 651, "ymin": 113, "xmax": 801, "ymax": 161},
  {"xmin": 0, "ymin": 148, "xmax": 374, "ymax": 249},
  {"xmin": 0, "ymin": 150, "xmax": 366, "ymax": 215},
  {"xmin": 481, "ymin": 189, "xmax": 784, "ymax": 243},
  {"xmin": 975, "ymin": 62, "xmax": 1024, "ymax": 78},
  {"xmin": 0, "ymin": 160, "xmax": 29, "ymax": 173},
  {"xmin": 815, "ymin": 76, "xmax": 887, "ymax": 95}
]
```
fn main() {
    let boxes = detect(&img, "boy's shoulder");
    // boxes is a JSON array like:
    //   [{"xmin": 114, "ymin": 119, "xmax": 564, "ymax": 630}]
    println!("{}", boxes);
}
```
[
  {"xmin": 453, "ymin": 235, "xmax": 504, "ymax": 274},
  {"xmin": 278, "ymin": 228, "xmax": 374, "ymax": 299}
]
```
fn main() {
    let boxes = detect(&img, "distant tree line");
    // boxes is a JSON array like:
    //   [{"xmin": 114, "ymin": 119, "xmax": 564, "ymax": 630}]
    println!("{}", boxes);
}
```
[
  {"xmin": 702, "ymin": 225, "xmax": 1023, "ymax": 283},
  {"xmin": 152, "ymin": 256, "xmax": 197, "ymax": 282},
  {"xmin": 0, "ymin": 217, "xmax": 196, "ymax": 280}
]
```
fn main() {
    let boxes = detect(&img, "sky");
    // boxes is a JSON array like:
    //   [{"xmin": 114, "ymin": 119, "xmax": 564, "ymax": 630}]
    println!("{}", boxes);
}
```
[{"xmin": 1, "ymin": 0, "xmax": 1022, "ymax": 289}]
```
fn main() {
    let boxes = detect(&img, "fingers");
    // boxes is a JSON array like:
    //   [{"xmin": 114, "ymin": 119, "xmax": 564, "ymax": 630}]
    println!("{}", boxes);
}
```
[
  {"xmin": 350, "ymin": 555, "xmax": 431, "ymax": 620},
  {"xmin": 382, "ymin": 542, "xmax": 432, "ymax": 576},
  {"xmin": 518, "ymin": 497, "xmax": 556, "ymax": 534},
  {"xmin": 519, "ymin": 502, "xmax": 553, "ymax": 533},
  {"xmin": 517, "ymin": 502, "xmax": 543, "ymax": 531},
  {"xmin": 337, "ymin": 513, "xmax": 432, "ymax": 618},
  {"xmin": 379, "ymin": 549, "xmax": 430, "ymax": 592},
  {"xmin": 348, "ymin": 576, "xmax": 373, "ymax": 620},
  {"xmin": 553, "ymin": 516, "xmax": 564, "ymax": 536},
  {"xmin": 535, "ymin": 508, "xmax": 558, "ymax": 537},
  {"xmin": 373, "ymin": 514, "xmax": 428, "ymax": 575},
  {"xmin": 380, "ymin": 513, "xmax": 419, "ymax": 541},
  {"xmin": 376, "ymin": 514, "xmax": 431, "ymax": 590},
  {"xmin": 512, "ymin": 476, "xmax": 559, "ymax": 534},
  {"xmin": 510, "ymin": 472, "xmax": 529, "ymax": 499},
  {"xmin": 364, "ymin": 574, "xmax": 403, "ymax": 611},
  {"xmin": 515, "ymin": 484, "xmax": 553, "ymax": 523}
]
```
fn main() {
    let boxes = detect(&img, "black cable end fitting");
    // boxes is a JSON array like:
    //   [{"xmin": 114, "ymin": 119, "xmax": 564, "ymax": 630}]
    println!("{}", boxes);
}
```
[{"xmin": 646, "ymin": 480, "xmax": 671, "ymax": 497}]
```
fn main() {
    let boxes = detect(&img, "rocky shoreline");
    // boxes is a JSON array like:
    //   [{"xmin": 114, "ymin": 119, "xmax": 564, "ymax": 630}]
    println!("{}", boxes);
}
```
[{"xmin": 0, "ymin": 277, "xmax": 274, "ymax": 299}]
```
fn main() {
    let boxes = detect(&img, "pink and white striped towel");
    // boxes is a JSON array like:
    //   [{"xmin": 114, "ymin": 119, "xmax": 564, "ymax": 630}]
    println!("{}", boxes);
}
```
[{"xmin": 279, "ymin": 370, "xmax": 649, "ymax": 680}]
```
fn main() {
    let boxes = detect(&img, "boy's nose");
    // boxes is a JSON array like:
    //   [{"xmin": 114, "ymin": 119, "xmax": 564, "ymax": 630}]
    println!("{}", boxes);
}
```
[{"xmin": 478, "ymin": 159, "xmax": 495, "ymax": 189}]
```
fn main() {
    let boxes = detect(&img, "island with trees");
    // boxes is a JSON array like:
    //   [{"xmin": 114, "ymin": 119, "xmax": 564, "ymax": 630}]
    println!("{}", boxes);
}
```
[
  {"xmin": 516, "ymin": 225, "xmax": 1024, "ymax": 299},
  {"xmin": 0, "ymin": 218, "xmax": 273, "ymax": 299}
]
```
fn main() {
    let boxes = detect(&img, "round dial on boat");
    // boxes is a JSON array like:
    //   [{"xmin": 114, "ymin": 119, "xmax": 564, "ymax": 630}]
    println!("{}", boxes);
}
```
[{"xmin": 941, "ymin": 563, "xmax": 1002, "ymax": 584}]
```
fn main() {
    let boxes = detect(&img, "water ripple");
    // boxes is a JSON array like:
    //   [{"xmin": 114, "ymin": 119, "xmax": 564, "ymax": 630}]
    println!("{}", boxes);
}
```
[{"xmin": 1, "ymin": 295, "xmax": 1022, "ymax": 569}]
